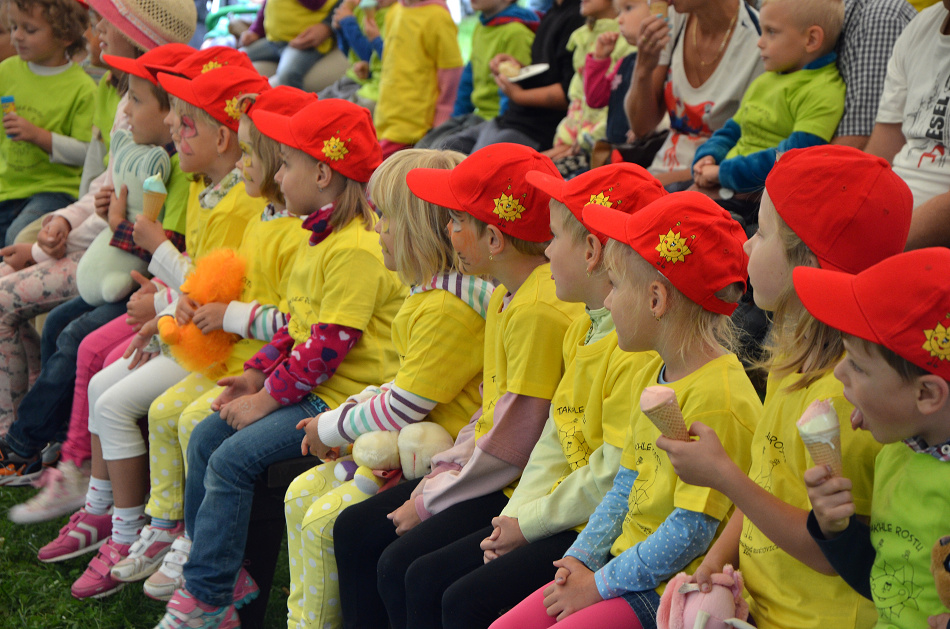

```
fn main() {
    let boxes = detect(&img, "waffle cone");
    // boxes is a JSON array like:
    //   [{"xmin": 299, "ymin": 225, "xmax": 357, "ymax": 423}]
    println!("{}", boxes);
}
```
[
  {"xmin": 642, "ymin": 398, "xmax": 690, "ymax": 441},
  {"xmin": 648, "ymin": 0, "xmax": 669, "ymax": 17},
  {"xmin": 142, "ymin": 190, "xmax": 167, "ymax": 221},
  {"xmin": 799, "ymin": 428, "xmax": 842, "ymax": 476}
]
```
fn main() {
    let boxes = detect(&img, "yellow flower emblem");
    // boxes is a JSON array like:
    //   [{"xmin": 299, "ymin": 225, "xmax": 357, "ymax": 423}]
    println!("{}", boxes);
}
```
[
  {"xmin": 223, "ymin": 96, "xmax": 242, "ymax": 120},
  {"xmin": 656, "ymin": 228, "xmax": 692, "ymax": 263},
  {"xmin": 323, "ymin": 136, "xmax": 349, "ymax": 161},
  {"xmin": 201, "ymin": 61, "xmax": 223, "ymax": 74},
  {"xmin": 923, "ymin": 322, "xmax": 950, "ymax": 360},
  {"xmin": 493, "ymin": 193, "xmax": 526, "ymax": 222},
  {"xmin": 588, "ymin": 192, "xmax": 613, "ymax": 208}
]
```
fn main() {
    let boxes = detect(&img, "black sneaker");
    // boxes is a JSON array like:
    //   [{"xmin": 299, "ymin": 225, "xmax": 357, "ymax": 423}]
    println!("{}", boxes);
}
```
[{"xmin": 0, "ymin": 438, "xmax": 43, "ymax": 486}]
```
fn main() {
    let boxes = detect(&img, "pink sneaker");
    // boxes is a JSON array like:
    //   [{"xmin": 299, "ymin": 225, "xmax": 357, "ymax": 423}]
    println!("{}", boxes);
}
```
[
  {"xmin": 70, "ymin": 538, "xmax": 131, "ymax": 599},
  {"xmin": 111, "ymin": 522, "xmax": 185, "ymax": 582},
  {"xmin": 37, "ymin": 508, "xmax": 111, "ymax": 563},
  {"xmin": 233, "ymin": 567, "xmax": 259, "ymax": 609},
  {"xmin": 155, "ymin": 589, "xmax": 240, "ymax": 629}
]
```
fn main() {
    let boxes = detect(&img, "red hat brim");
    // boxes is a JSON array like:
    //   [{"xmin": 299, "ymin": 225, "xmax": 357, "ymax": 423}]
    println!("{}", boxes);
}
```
[
  {"xmin": 250, "ymin": 109, "xmax": 301, "ymax": 151},
  {"xmin": 524, "ymin": 170, "xmax": 567, "ymax": 203},
  {"xmin": 581, "ymin": 203, "xmax": 633, "ymax": 245},
  {"xmin": 406, "ymin": 168, "xmax": 463, "ymax": 213},
  {"xmin": 793, "ymin": 266, "xmax": 878, "ymax": 344}
]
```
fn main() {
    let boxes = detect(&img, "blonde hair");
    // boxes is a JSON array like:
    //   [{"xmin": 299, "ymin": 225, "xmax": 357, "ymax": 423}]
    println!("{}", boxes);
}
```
[
  {"xmin": 759, "ymin": 208, "xmax": 844, "ymax": 390},
  {"xmin": 237, "ymin": 94, "xmax": 284, "ymax": 205},
  {"xmin": 762, "ymin": 0, "xmax": 844, "ymax": 52},
  {"xmin": 605, "ymin": 239, "xmax": 742, "ymax": 365},
  {"xmin": 368, "ymin": 149, "xmax": 466, "ymax": 285},
  {"xmin": 448, "ymin": 209, "xmax": 550, "ymax": 257},
  {"xmin": 329, "ymin": 172, "xmax": 374, "ymax": 232}
]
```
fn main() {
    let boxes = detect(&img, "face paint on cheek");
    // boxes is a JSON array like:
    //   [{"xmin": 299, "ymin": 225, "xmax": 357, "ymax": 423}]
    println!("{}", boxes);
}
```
[
  {"xmin": 178, "ymin": 115, "xmax": 198, "ymax": 155},
  {"xmin": 238, "ymin": 142, "xmax": 254, "ymax": 182}
]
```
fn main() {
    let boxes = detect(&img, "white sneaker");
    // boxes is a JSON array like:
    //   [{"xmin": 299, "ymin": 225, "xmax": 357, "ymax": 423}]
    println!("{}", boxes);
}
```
[
  {"xmin": 144, "ymin": 535, "xmax": 191, "ymax": 601},
  {"xmin": 8, "ymin": 460, "xmax": 90, "ymax": 524},
  {"xmin": 111, "ymin": 522, "xmax": 185, "ymax": 582}
]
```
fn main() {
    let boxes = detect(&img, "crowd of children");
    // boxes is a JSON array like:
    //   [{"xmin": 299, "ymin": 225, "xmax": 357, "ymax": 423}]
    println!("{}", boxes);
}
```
[{"xmin": 0, "ymin": 0, "xmax": 948, "ymax": 628}]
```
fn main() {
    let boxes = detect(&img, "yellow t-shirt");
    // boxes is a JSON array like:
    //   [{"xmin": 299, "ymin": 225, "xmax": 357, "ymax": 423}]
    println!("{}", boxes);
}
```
[
  {"xmin": 741, "ymin": 370, "xmax": 880, "ymax": 629},
  {"xmin": 373, "ymin": 0, "xmax": 463, "ymax": 144},
  {"xmin": 183, "ymin": 180, "xmax": 266, "ymax": 258},
  {"xmin": 263, "ymin": 0, "xmax": 339, "ymax": 53},
  {"xmin": 475, "ymin": 263, "xmax": 586, "ymax": 440},
  {"xmin": 284, "ymin": 216, "xmax": 406, "ymax": 408},
  {"xmin": 613, "ymin": 353, "xmax": 761, "ymax": 593},
  {"xmin": 224, "ymin": 212, "xmax": 308, "ymax": 375},
  {"xmin": 391, "ymin": 288, "xmax": 486, "ymax": 439}
]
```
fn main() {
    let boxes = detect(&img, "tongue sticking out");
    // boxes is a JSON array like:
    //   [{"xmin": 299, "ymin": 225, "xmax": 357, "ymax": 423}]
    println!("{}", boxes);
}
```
[{"xmin": 850, "ymin": 407, "xmax": 865, "ymax": 431}]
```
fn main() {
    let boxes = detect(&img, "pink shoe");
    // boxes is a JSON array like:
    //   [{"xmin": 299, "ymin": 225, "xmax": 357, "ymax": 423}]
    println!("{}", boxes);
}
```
[
  {"xmin": 70, "ymin": 538, "xmax": 131, "ymax": 599},
  {"xmin": 233, "ymin": 567, "xmax": 259, "ymax": 609},
  {"xmin": 155, "ymin": 589, "xmax": 240, "ymax": 629},
  {"xmin": 37, "ymin": 508, "xmax": 111, "ymax": 563},
  {"xmin": 111, "ymin": 522, "xmax": 185, "ymax": 582}
]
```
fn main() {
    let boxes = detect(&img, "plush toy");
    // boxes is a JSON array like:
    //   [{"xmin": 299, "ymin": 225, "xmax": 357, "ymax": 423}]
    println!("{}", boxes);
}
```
[
  {"xmin": 332, "ymin": 422, "xmax": 455, "ymax": 483},
  {"xmin": 933, "ymin": 536, "xmax": 950, "ymax": 610},
  {"xmin": 657, "ymin": 565, "xmax": 755, "ymax": 629},
  {"xmin": 157, "ymin": 248, "xmax": 246, "ymax": 377},
  {"xmin": 75, "ymin": 129, "xmax": 171, "ymax": 306}
]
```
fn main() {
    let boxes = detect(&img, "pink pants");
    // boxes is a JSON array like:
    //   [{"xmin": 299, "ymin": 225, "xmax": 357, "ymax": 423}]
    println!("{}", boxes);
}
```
[
  {"xmin": 489, "ymin": 582, "xmax": 642, "ymax": 629},
  {"xmin": 60, "ymin": 314, "xmax": 136, "ymax": 466}
]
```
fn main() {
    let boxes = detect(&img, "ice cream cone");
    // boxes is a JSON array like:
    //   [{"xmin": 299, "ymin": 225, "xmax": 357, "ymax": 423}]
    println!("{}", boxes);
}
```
[
  {"xmin": 648, "ymin": 0, "xmax": 669, "ymax": 18},
  {"xmin": 796, "ymin": 399, "xmax": 843, "ymax": 476},
  {"xmin": 142, "ymin": 190, "xmax": 167, "ymax": 221},
  {"xmin": 640, "ymin": 386, "xmax": 690, "ymax": 441}
]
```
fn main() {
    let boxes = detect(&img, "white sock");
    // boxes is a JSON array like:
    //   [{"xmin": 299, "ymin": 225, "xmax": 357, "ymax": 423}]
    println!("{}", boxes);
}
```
[
  {"xmin": 112, "ymin": 505, "xmax": 146, "ymax": 546},
  {"xmin": 84, "ymin": 477, "xmax": 113, "ymax": 515}
]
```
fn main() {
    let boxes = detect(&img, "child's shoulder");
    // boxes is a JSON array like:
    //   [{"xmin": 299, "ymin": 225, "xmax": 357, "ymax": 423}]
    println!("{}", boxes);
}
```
[
  {"xmin": 676, "ymin": 353, "xmax": 762, "ymax": 425},
  {"xmin": 508, "ymin": 264, "xmax": 585, "ymax": 321}
]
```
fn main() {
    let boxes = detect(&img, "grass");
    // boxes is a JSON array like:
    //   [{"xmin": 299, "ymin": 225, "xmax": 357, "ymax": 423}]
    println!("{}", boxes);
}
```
[{"xmin": 0, "ymin": 485, "xmax": 291, "ymax": 629}]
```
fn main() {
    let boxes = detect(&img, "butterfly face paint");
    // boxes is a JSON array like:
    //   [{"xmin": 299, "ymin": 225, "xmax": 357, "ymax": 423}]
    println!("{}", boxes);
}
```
[{"xmin": 178, "ymin": 114, "xmax": 198, "ymax": 155}]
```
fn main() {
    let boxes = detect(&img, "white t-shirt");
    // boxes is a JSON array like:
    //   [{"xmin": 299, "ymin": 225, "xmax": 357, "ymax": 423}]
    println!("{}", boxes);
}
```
[
  {"xmin": 876, "ymin": 3, "xmax": 950, "ymax": 208},
  {"xmin": 648, "ymin": 2, "xmax": 764, "ymax": 174}
]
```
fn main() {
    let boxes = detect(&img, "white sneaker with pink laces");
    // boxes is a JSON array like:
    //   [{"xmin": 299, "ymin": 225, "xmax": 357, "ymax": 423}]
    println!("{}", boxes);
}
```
[{"xmin": 8, "ymin": 460, "xmax": 90, "ymax": 524}]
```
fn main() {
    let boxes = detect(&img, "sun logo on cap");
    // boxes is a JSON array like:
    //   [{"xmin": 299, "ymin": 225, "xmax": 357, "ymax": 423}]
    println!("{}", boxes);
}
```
[
  {"xmin": 922, "ymin": 322, "xmax": 950, "ymax": 360},
  {"xmin": 588, "ymin": 192, "xmax": 613, "ymax": 208},
  {"xmin": 493, "ymin": 193, "xmax": 526, "ymax": 222},
  {"xmin": 202, "ymin": 61, "xmax": 224, "ymax": 73},
  {"xmin": 656, "ymin": 227, "xmax": 692, "ymax": 263},
  {"xmin": 224, "ymin": 96, "xmax": 243, "ymax": 120},
  {"xmin": 323, "ymin": 136, "xmax": 349, "ymax": 162}
]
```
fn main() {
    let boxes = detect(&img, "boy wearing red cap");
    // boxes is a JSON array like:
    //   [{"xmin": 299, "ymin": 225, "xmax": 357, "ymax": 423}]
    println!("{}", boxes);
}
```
[
  {"xmin": 398, "ymin": 164, "xmax": 668, "ymax": 627},
  {"xmin": 333, "ymin": 143, "xmax": 584, "ymax": 629},
  {"xmin": 800, "ymin": 248, "xmax": 950, "ymax": 629},
  {"xmin": 494, "ymin": 192, "xmax": 760, "ymax": 628}
]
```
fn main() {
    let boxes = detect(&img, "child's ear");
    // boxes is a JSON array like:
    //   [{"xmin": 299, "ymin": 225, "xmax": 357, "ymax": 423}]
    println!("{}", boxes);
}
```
[
  {"xmin": 804, "ymin": 25, "xmax": 825, "ymax": 53},
  {"xmin": 585, "ymin": 234, "xmax": 603, "ymax": 274},
  {"xmin": 649, "ymin": 279, "xmax": 671, "ymax": 319},
  {"xmin": 485, "ymin": 224, "xmax": 505, "ymax": 257},
  {"xmin": 917, "ymin": 374, "xmax": 950, "ymax": 416},
  {"xmin": 314, "ymin": 161, "xmax": 334, "ymax": 190},
  {"xmin": 215, "ymin": 124, "xmax": 232, "ymax": 155}
]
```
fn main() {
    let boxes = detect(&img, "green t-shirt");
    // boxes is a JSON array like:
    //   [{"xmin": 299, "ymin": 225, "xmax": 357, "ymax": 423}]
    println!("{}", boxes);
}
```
[
  {"xmin": 470, "ymin": 18, "xmax": 534, "ymax": 120},
  {"xmin": 870, "ymin": 443, "xmax": 950, "ymax": 628},
  {"xmin": 162, "ymin": 153, "xmax": 191, "ymax": 237},
  {"xmin": 93, "ymin": 71, "xmax": 121, "ymax": 167},
  {"xmin": 726, "ymin": 59, "xmax": 845, "ymax": 159},
  {"xmin": 343, "ymin": 7, "xmax": 389, "ymax": 104},
  {"xmin": 0, "ymin": 58, "xmax": 96, "ymax": 201}
]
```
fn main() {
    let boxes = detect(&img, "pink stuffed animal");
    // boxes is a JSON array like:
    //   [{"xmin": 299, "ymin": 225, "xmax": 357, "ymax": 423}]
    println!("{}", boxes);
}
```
[{"xmin": 656, "ymin": 565, "xmax": 755, "ymax": 629}]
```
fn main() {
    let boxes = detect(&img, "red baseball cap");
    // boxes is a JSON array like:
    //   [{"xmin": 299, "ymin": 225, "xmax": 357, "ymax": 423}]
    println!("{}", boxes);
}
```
[
  {"xmin": 794, "ymin": 248, "xmax": 950, "ymax": 379},
  {"xmin": 525, "ymin": 163, "xmax": 668, "ymax": 243},
  {"xmin": 765, "ymin": 145, "xmax": 912, "ymax": 274},
  {"xmin": 584, "ymin": 191, "xmax": 748, "ymax": 315},
  {"xmin": 102, "ymin": 43, "xmax": 194, "ymax": 85},
  {"xmin": 251, "ymin": 99, "xmax": 381, "ymax": 183},
  {"xmin": 157, "ymin": 66, "xmax": 271, "ymax": 132},
  {"xmin": 406, "ymin": 143, "xmax": 558, "ymax": 243},
  {"xmin": 145, "ymin": 46, "xmax": 256, "ymax": 79},
  {"xmin": 246, "ymin": 86, "xmax": 318, "ymax": 119}
]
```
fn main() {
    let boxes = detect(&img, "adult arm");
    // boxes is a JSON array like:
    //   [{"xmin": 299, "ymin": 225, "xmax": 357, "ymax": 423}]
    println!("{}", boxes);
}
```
[
  {"xmin": 863, "ymin": 122, "xmax": 906, "ymax": 164},
  {"xmin": 905, "ymin": 190, "xmax": 950, "ymax": 250}
]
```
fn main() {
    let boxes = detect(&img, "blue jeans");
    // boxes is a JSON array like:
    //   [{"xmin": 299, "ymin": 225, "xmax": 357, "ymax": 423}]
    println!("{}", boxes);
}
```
[
  {"xmin": 0, "ymin": 192, "xmax": 75, "ymax": 246},
  {"xmin": 183, "ymin": 394, "xmax": 329, "ymax": 607},
  {"xmin": 243, "ymin": 37, "xmax": 324, "ymax": 89},
  {"xmin": 5, "ymin": 296, "xmax": 128, "ymax": 457}
]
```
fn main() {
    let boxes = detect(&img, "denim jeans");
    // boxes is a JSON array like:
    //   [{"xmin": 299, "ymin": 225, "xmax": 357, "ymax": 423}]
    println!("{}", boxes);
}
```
[
  {"xmin": 0, "ymin": 192, "xmax": 75, "ymax": 246},
  {"xmin": 5, "ymin": 296, "xmax": 128, "ymax": 457},
  {"xmin": 243, "ymin": 37, "xmax": 324, "ymax": 89},
  {"xmin": 183, "ymin": 393, "xmax": 329, "ymax": 607}
]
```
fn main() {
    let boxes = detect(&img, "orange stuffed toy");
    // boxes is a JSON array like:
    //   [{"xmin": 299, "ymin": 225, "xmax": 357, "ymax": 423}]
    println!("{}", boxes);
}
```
[{"xmin": 157, "ymin": 248, "xmax": 246, "ymax": 378}]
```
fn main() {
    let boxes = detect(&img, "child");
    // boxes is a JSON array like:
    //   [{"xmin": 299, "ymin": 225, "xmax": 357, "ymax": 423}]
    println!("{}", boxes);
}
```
[
  {"xmin": 417, "ymin": 0, "xmax": 538, "ymax": 148},
  {"xmin": 659, "ymin": 146, "xmax": 913, "ymax": 629},
  {"xmin": 332, "ymin": 143, "xmax": 585, "ymax": 629},
  {"xmin": 438, "ymin": 0, "xmax": 585, "ymax": 154},
  {"xmin": 0, "ymin": 0, "xmax": 95, "ymax": 244},
  {"xmin": 800, "ymin": 247, "xmax": 950, "ymax": 629},
  {"xmin": 397, "ymin": 164, "xmax": 667, "ymax": 627},
  {"xmin": 151, "ymin": 97, "xmax": 405, "ymax": 628},
  {"xmin": 319, "ymin": 0, "xmax": 392, "ymax": 111},
  {"xmin": 372, "ymin": 0, "xmax": 464, "ymax": 157},
  {"xmin": 691, "ymin": 0, "xmax": 845, "ymax": 204},
  {"xmin": 34, "ymin": 66, "xmax": 270, "ymax": 601},
  {"xmin": 283, "ymin": 147, "xmax": 494, "ymax": 629},
  {"xmin": 239, "ymin": 0, "xmax": 341, "ymax": 89},
  {"xmin": 491, "ymin": 191, "xmax": 760, "ymax": 629},
  {"xmin": 546, "ymin": 0, "xmax": 634, "ymax": 175}
]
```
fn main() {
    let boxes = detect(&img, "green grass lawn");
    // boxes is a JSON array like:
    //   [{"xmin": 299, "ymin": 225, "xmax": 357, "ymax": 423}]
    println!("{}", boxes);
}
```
[{"xmin": 0, "ymin": 485, "xmax": 291, "ymax": 628}]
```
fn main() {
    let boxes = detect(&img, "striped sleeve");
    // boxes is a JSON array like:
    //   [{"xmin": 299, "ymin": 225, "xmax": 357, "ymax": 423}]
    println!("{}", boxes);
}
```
[{"xmin": 316, "ymin": 382, "xmax": 437, "ymax": 448}]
